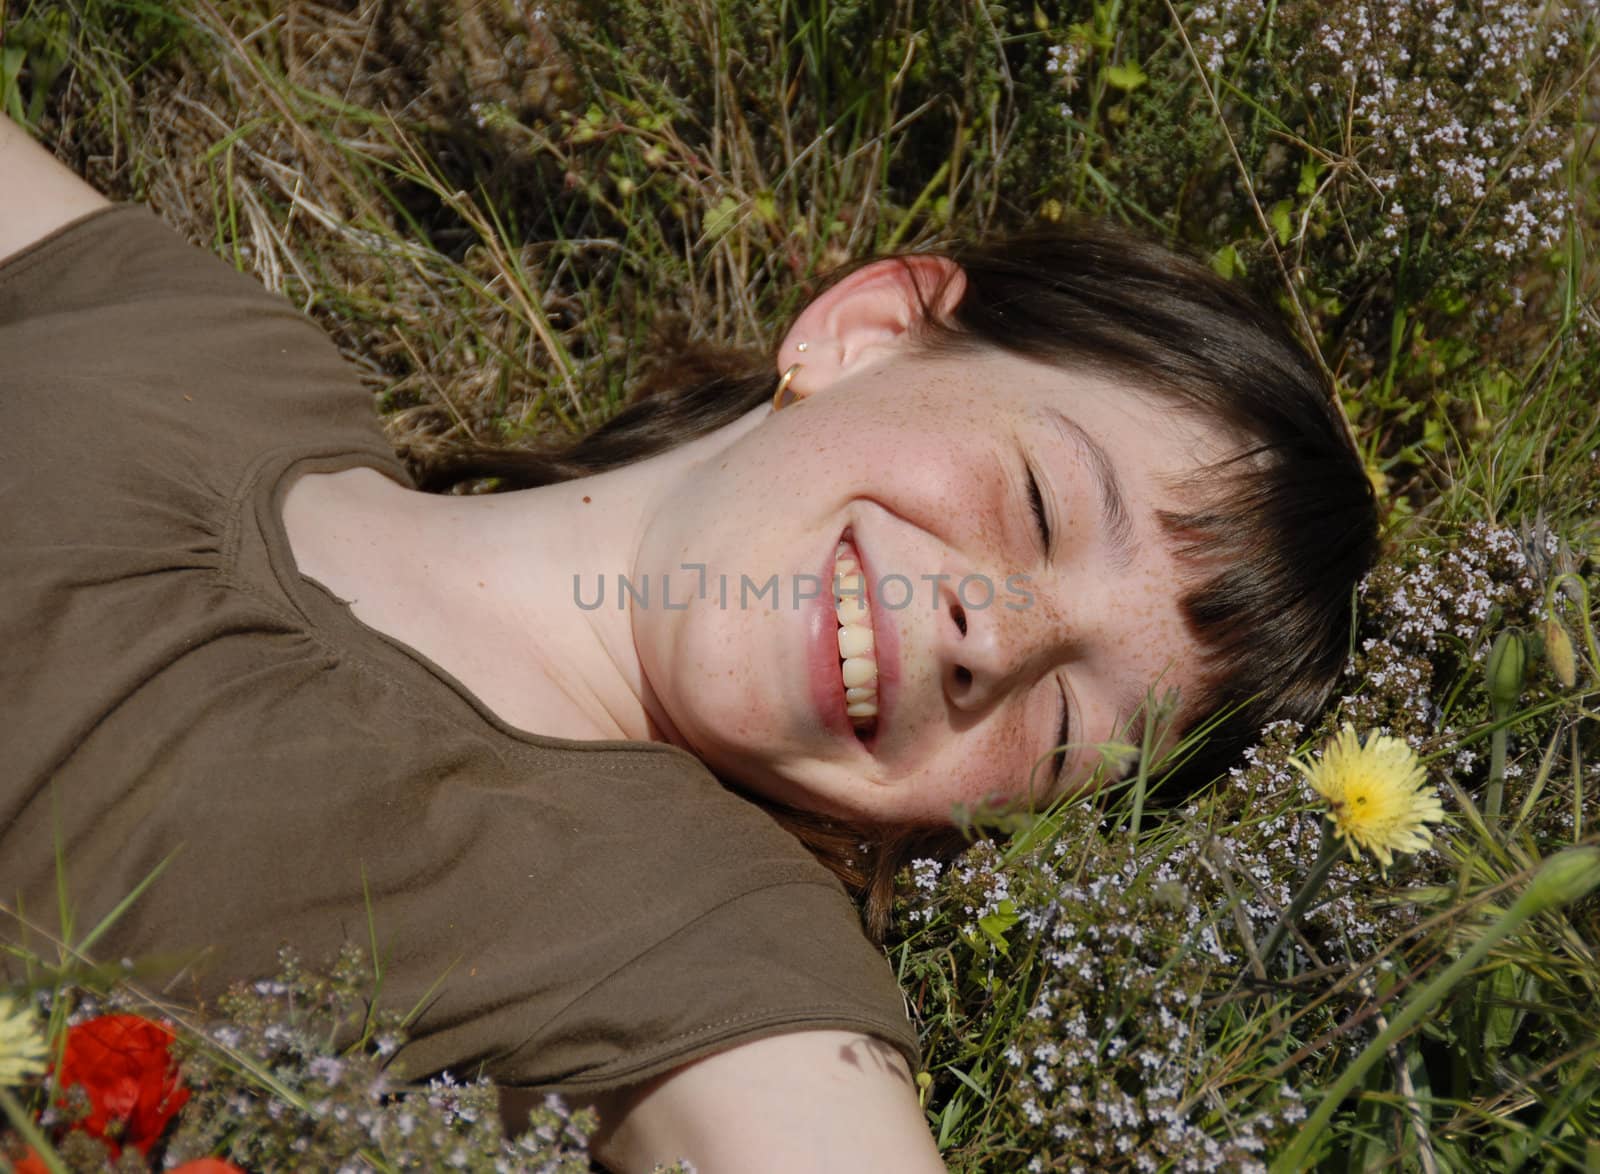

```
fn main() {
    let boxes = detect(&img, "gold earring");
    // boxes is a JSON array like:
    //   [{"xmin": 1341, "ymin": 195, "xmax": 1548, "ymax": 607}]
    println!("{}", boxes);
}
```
[{"xmin": 773, "ymin": 363, "xmax": 802, "ymax": 411}]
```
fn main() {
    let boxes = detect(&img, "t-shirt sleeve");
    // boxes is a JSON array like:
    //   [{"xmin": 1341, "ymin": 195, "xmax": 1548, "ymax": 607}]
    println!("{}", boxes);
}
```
[
  {"xmin": 495, "ymin": 880, "xmax": 919, "ymax": 1093},
  {"xmin": 344, "ymin": 748, "xmax": 921, "ymax": 1095},
  {"xmin": 0, "ymin": 203, "xmax": 406, "ymax": 524}
]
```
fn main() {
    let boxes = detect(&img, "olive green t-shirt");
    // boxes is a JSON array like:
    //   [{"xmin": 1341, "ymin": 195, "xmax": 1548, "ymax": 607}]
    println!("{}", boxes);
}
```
[{"xmin": 0, "ymin": 205, "xmax": 916, "ymax": 1092}]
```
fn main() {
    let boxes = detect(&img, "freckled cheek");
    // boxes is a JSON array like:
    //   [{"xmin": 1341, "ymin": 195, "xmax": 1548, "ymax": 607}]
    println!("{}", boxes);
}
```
[
  {"xmin": 887, "ymin": 447, "xmax": 1009, "ymax": 536},
  {"xmin": 853, "ymin": 393, "xmax": 998, "ymax": 481},
  {"xmin": 951, "ymin": 707, "xmax": 1038, "ymax": 804},
  {"xmin": 1119, "ymin": 586, "xmax": 1195, "ymax": 686}
]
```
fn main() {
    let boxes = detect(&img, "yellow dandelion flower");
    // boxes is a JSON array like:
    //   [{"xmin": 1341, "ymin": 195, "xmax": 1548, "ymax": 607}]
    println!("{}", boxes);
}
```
[
  {"xmin": 1290, "ymin": 725, "xmax": 1445, "ymax": 870},
  {"xmin": 0, "ymin": 993, "xmax": 50, "ymax": 1087}
]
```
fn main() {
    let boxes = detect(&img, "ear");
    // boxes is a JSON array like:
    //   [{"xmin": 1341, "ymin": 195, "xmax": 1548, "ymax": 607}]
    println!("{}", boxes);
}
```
[{"xmin": 776, "ymin": 255, "xmax": 966, "ymax": 399}]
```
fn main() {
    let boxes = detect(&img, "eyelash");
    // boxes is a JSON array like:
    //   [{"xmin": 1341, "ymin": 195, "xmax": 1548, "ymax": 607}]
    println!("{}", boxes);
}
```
[
  {"xmin": 1025, "ymin": 462, "xmax": 1051, "ymax": 550},
  {"xmin": 1052, "ymin": 680, "xmax": 1071, "ymax": 783},
  {"xmin": 1022, "ymin": 458, "xmax": 1070, "ymax": 780}
]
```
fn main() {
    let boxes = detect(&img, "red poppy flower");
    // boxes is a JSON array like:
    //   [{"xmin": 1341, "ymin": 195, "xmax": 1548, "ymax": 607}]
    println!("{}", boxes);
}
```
[
  {"xmin": 55, "ymin": 1013, "xmax": 191, "ymax": 1158},
  {"xmin": 9, "ymin": 1151, "xmax": 49, "ymax": 1174}
]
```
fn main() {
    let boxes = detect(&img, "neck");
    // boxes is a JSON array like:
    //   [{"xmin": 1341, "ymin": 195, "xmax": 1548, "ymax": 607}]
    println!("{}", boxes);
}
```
[{"xmin": 282, "ymin": 407, "xmax": 767, "ymax": 745}]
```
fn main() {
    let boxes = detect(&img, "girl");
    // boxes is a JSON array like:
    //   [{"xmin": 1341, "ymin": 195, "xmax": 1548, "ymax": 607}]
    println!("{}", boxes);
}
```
[{"xmin": 0, "ymin": 112, "xmax": 1376, "ymax": 1171}]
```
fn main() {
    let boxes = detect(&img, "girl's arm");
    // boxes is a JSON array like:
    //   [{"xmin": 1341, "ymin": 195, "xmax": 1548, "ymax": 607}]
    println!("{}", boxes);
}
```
[
  {"xmin": 0, "ymin": 112, "xmax": 110, "ymax": 264},
  {"xmin": 585, "ymin": 1030, "xmax": 948, "ymax": 1173}
]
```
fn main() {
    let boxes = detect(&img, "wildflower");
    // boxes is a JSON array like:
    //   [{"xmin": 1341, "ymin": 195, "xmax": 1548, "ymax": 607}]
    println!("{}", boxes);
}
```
[
  {"xmin": 56, "ymin": 1014, "xmax": 191, "ymax": 1158},
  {"xmin": 0, "ymin": 994, "xmax": 49, "ymax": 1086},
  {"xmin": 1291, "ymin": 725, "xmax": 1444, "ymax": 868}
]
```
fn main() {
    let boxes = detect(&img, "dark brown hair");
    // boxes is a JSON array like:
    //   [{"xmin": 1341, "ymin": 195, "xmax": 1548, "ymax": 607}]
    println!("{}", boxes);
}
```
[{"xmin": 418, "ymin": 222, "xmax": 1379, "ymax": 940}]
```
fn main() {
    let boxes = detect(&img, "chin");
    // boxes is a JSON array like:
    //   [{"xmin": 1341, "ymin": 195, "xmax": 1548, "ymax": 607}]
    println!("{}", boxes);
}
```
[{"xmin": 701, "ymin": 756, "xmax": 857, "ymax": 821}]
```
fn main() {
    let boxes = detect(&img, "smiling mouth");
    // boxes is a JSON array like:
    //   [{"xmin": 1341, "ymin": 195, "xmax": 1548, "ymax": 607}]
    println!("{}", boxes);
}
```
[{"xmin": 833, "ymin": 531, "xmax": 879, "ymax": 741}]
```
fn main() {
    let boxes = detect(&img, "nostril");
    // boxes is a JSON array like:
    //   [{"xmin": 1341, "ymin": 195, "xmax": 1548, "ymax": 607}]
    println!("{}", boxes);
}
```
[
  {"xmin": 954, "ymin": 665, "xmax": 972, "ymax": 690},
  {"xmin": 951, "ymin": 602, "xmax": 967, "ymax": 636}
]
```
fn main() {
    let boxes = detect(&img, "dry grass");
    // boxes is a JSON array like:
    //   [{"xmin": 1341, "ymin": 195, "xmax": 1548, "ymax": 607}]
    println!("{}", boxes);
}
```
[{"xmin": 7, "ymin": 0, "xmax": 1600, "ymax": 1168}]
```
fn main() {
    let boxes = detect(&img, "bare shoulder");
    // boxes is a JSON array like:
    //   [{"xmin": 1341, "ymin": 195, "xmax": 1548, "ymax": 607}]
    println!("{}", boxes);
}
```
[
  {"xmin": 0, "ymin": 113, "xmax": 111, "ymax": 266},
  {"xmin": 572, "ymin": 1030, "xmax": 947, "ymax": 1174}
]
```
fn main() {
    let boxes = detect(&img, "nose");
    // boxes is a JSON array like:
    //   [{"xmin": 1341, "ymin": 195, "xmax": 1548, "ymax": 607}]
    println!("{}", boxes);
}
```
[{"xmin": 936, "ymin": 571, "xmax": 1066, "ymax": 712}]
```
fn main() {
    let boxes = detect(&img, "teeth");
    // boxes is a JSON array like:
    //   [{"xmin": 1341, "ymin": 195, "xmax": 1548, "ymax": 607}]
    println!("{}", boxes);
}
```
[
  {"xmin": 841, "ymin": 657, "xmax": 877, "ymax": 688},
  {"xmin": 837, "ymin": 625, "xmax": 874, "ymax": 658},
  {"xmin": 833, "ymin": 536, "xmax": 879, "ymax": 733}
]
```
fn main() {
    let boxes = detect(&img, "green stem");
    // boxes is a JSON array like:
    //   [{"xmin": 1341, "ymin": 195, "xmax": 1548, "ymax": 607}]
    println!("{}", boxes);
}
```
[
  {"xmin": 1483, "ymin": 628, "xmax": 1526, "ymax": 827},
  {"xmin": 882, "ymin": 154, "xmax": 952, "ymax": 252},
  {"xmin": 1257, "ymin": 820, "xmax": 1342, "ymax": 966},
  {"xmin": 1127, "ymin": 700, "xmax": 1159, "ymax": 844},
  {"xmin": 1485, "ymin": 720, "xmax": 1507, "ymax": 826},
  {"xmin": 1270, "ymin": 848, "xmax": 1600, "ymax": 1173},
  {"xmin": 1572, "ymin": 726, "xmax": 1583, "ymax": 844},
  {"xmin": 0, "ymin": 1086, "xmax": 70, "ymax": 1174}
]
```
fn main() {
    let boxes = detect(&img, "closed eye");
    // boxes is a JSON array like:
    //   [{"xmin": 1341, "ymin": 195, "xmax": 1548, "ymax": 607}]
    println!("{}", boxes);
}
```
[
  {"xmin": 1025, "ymin": 461, "xmax": 1051, "ymax": 552},
  {"xmin": 1024, "ymin": 456, "xmax": 1069, "ymax": 793},
  {"xmin": 1045, "ymin": 677, "xmax": 1072, "ymax": 796}
]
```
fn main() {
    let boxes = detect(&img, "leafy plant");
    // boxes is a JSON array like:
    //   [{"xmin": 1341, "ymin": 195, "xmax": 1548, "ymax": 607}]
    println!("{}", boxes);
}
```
[{"xmin": 4, "ymin": 0, "xmax": 1598, "ymax": 1167}]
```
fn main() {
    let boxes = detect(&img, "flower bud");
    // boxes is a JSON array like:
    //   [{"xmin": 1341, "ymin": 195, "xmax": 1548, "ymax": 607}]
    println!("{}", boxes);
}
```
[
  {"xmin": 1543, "ymin": 617, "xmax": 1578, "ymax": 688},
  {"xmin": 1521, "ymin": 847, "xmax": 1600, "ymax": 916},
  {"xmin": 1486, "ymin": 630, "xmax": 1527, "ymax": 718}
]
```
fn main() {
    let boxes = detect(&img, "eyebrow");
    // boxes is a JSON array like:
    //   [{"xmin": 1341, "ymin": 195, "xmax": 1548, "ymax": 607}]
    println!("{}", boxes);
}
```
[{"xmin": 1041, "ymin": 405, "xmax": 1140, "ymax": 568}]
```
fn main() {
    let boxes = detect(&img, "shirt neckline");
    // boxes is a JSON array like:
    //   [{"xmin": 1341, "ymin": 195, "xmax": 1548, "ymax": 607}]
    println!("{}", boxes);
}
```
[{"xmin": 243, "ymin": 445, "xmax": 712, "ymax": 770}]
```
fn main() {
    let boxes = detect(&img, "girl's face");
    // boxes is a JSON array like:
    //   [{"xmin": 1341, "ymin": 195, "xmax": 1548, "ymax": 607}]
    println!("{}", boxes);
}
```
[{"xmin": 629, "ymin": 269, "xmax": 1231, "ymax": 825}]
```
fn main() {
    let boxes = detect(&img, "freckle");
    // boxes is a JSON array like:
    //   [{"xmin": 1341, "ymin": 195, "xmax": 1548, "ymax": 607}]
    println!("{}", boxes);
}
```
[
  {"xmin": 477, "ymin": 581, "xmax": 485, "ymax": 588},
  {"xmin": 583, "ymin": 495, "xmax": 592, "ymax": 504}
]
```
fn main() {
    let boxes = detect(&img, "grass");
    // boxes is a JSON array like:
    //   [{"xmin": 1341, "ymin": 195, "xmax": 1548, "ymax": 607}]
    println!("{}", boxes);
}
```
[{"xmin": 2, "ymin": 0, "xmax": 1598, "ymax": 1169}]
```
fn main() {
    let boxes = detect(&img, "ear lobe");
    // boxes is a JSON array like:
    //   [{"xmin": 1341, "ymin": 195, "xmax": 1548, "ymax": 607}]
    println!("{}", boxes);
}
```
[{"xmin": 777, "ymin": 255, "xmax": 965, "ymax": 396}]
